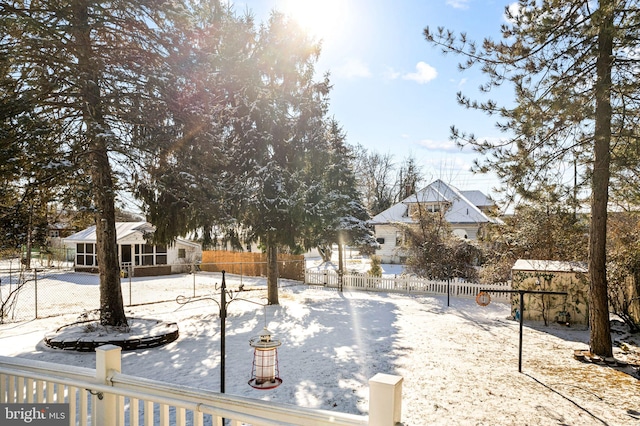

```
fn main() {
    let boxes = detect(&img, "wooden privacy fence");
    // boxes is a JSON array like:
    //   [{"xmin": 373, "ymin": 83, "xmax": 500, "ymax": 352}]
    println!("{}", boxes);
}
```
[
  {"xmin": 305, "ymin": 270, "xmax": 512, "ymax": 302},
  {"xmin": 201, "ymin": 251, "xmax": 305, "ymax": 281},
  {"xmin": 0, "ymin": 345, "xmax": 403, "ymax": 426}
]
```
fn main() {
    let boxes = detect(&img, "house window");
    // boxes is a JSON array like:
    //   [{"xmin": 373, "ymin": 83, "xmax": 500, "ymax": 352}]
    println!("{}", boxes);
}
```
[
  {"xmin": 76, "ymin": 243, "xmax": 97, "ymax": 266},
  {"xmin": 142, "ymin": 244, "xmax": 154, "ymax": 265},
  {"xmin": 178, "ymin": 248, "xmax": 186, "ymax": 259},
  {"xmin": 156, "ymin": 245, "xmax": 167, "ymax": 265},
  {"xmin": 376, "ymin": 237, "xmax": 385, "ymax": 245},
  {"xmin": 134, "ymin": 244, "xmax": 168, "ymax": 266}
]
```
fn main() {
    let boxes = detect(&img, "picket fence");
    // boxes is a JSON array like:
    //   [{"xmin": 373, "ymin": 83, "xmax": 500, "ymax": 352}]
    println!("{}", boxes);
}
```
[
  {"xmin": 304, "ymin": 270, "xmax": 512, "ymax": 302},
  {"xmin": 0, "ymin": 346, "xmax": 403, "ymax": 426}
]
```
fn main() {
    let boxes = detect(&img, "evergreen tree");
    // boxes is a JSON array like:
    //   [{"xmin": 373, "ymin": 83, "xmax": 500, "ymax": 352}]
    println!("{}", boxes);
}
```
[
  {"xmin": 236, "ymin": 13, "xmax": 331, "ymax": 304},
  {"xmin": 135, "ymin": 2, "xmax": 251, "ymax": 249},
  {"xmin": 137, "ymin": 10, "xmax": 333, "ymax": 305},
  {"xmin": 424, "ymin": 0, "xmax": 640, "ymax": 357},
  {"xmin": 1, "ymin": 0, "xmax": 188, "ymax": 326},
  {"xmin": 310, "ymin": 120, "xmax": 376, "ymax": 276}
]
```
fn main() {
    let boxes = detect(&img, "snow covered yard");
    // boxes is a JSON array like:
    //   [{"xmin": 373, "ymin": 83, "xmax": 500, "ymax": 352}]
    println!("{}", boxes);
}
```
[{"xmin": 1, "ymin": 277, "xmax": 639, "ymax": 425}]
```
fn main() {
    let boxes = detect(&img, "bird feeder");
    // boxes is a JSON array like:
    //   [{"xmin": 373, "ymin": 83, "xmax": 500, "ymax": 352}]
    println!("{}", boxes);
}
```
[{"xmin": 248, "ymin": 327, "xmax": 282, "ymax": 390}]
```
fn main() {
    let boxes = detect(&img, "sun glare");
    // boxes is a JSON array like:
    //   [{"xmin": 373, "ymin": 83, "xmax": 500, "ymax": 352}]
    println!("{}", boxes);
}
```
[{"xmin": 281, "ymin": 0, "xmax": 349, "ymax": 43}]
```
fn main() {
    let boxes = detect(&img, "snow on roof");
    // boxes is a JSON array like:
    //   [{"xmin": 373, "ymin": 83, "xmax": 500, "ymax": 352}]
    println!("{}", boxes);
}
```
[
  {"xmin": 370, "ymin": 179, "xmax": 499, "ymax": 225},
  {"xmin": 64, "ymin": 222, "xmax": 202, "ymax": 248},
  {"xmin": 512, "ymin": 259, "xmax": 587, "ymax": 273},
  {"xmin": 64, "ymin": 221, "xmax": 151, "ymax": 242},
  {"xmin": 460, "ymin": 190, "xmax": 494, "ymax": 208}
]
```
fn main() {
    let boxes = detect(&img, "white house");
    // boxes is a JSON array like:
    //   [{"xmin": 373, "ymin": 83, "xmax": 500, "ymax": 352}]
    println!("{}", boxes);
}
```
[
  {"xmin": 63, "ymin": 222, "xmax": 202, "ymax": 275},
  {"xmin": 369, "ymin": 179, "xmax": 500, "ymax": 264}
]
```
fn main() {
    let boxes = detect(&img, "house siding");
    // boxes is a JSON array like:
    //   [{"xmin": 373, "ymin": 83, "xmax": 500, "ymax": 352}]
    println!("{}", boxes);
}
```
[
  {"xmin": 63, "ymin": 222, "xmax": 202, "ymax": 276},
  {"xmin": 374, "ymin": 224, "xmax": 409, "ymax": 264}
]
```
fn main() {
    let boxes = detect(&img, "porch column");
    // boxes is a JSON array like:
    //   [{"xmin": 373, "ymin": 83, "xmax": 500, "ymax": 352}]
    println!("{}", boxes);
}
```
[
  {"xmin": 369, "ymin": 373, "xmax": 403, "ymax": 426},
  {"xmin": 95, "ymin": 344, "xmax": 121, "ymax": 426}
]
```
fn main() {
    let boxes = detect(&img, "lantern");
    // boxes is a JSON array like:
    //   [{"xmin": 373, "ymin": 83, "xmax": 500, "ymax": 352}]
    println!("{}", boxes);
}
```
[{"xmin": 248, "ymin": 327, "xmax": 282, "ymax": 389}]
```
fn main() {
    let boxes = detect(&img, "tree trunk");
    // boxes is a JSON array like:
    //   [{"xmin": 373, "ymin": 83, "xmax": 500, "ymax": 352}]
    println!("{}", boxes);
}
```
[
  {"xmin": 266, "ymin": 241, "xmax": 279, "ymax": 305},
  {"xmin": 72, "ymin": 0, "xmax": 127, "ymax": 327},
  {"xmin": 318, "ymin": 245, "xmax": 332, "ymax": 263},
  {"xmin": 588, "ymin": 0, "xmax": 614, "ymax": 357}
]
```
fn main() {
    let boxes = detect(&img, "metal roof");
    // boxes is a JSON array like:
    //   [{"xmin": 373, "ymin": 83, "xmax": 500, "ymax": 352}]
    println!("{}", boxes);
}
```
[
  {"xmin": 64, "ymin": 222, "xmax": 152, "ymax": 242},
  {"xmin": 63, "ymin": 222, "xmax": 200, "ymax": 248}
]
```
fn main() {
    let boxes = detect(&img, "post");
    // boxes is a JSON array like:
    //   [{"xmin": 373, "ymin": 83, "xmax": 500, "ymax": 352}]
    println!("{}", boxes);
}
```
[
  {"xmin": 447, "ymin": 277, "xmax": 450, "ymax": 307},
  {"xmin": 368, "ymin": 373, "xmax": 403, "ymax": 426},
  {"xmin": 95, "ymin": 344, "xmax": 122, "ymax": 426},
  {"xmin": 193, "ymin": 263, "xmax": 196, "ymax": 298},
  {"xmin": 518, "ymin": 291, "xmax": 524, "ymax": 373},
  {"xmin": 220, "ymin": 271, "xmax": 227, "ymax": 394},
  {"xmin": 34, "ymin": 269, "xmax": 38, "ymax": 318}
]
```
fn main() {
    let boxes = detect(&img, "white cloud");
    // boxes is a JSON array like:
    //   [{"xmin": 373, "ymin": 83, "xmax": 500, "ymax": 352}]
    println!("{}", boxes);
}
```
[
  {"xmin": 415, "ymin": 139, "xmax": 460, "ymax": 152},
  {"xmin": 446, "ymin": 0, "xmax": 470, "ymax": 10},
  {"xmin": 333, "ymin": 59, "xmax": 372, "ymax": 79},
  {"xmin": 402, "ymin": 62, "xmax": 437, "ymax": 84}
]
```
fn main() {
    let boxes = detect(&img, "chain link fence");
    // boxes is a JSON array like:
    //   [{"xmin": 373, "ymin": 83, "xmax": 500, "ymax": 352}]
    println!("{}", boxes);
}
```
[{"xmin": 0, "ymin": 261, "xmax": 303, "ymax": 324}]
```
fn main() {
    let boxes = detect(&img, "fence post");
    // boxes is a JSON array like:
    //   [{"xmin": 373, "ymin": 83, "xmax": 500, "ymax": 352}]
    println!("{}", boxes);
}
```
[
  {"xmin": 34, "ymin": 269, "xmax": 38, "ymax": 318},
  {"xmin": 192, "ymin": 263, "xmax": 196, "ymax": 298},
  {"xmin": 95, "ymin": 344, "xmax": 122, "ymax": 426},
  {"xmin": 368, "ymin": 373, "xmax": 403, "ymax": 426}
]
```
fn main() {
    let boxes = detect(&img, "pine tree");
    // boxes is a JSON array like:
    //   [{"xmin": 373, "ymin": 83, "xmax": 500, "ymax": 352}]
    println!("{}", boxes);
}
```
[
  {"xmin": 136, "ymin": 10, "xmax": 332, "ymax": 305},
  {"xmin": 315, "ymin": 120, "xmax": 376, "ymax": 277},
  {"xmin": 135, "ymin": 3, "xmax": 251, "ymax": 249},
  {"xmin": 237, "ymin": 13, "xmax": 329, "ymax": 304},
  {"xmin": 1, "ymin": 0, "xmax": 188, "ymax": 326},
  {"xmin": 424, "ymin": 0, "xmax": 640, "ymax": 357}
]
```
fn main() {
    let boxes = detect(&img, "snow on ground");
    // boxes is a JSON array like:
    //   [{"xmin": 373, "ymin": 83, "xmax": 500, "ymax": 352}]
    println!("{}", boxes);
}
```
[
  {"xmin": 304, "ymin": 249, "xmax": 406, "ymax": 276},
  {"xmin": 1, "ymin": 273, "xmax": 640, "ymax": 425},
  {"xmin": 2, "ymin": 254, "xmax": 640, "ymax": 425}
]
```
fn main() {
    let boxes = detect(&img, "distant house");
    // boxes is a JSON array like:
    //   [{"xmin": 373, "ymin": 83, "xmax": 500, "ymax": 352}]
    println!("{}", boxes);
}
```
[
  {"xmin": 63, "ymin": 222, "xmax": 202, "ymax": 276},
  {"xmin": 511, "ymin": 259, "xmax": 589, "ymax": 325},
  {"xmin": 369, "ymin": 180, "xmax": 500, "ymax": 264}
]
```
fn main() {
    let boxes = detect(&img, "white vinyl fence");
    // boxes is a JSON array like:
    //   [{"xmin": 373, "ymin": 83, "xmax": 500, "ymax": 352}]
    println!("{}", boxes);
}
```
[
  {"xmin": 0, "ymin": 346, "xmax": 403, "ymax": 426},
  {"xmin": 305, "ymin": 270, "xmax": 512, "ymax": 302}
]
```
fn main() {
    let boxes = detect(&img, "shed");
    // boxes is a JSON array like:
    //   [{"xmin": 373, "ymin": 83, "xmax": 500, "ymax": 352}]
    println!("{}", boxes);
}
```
[
  {"xmin": 63, "ymin": 222, "xmax": 202, "ymax": 276},
  {"xmin": 511, "ymin": 259, "xmax": 589, "ymax": 326}
]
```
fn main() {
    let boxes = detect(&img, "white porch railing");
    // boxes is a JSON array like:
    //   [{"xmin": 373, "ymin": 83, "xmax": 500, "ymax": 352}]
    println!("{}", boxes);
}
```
[
  {"xmin": 305, "ymin": 270, "xmax": 511, "ymax": 302},
  {"xmin": 0, "ymin": 345, "xmax": 403, "ymax": 426}
]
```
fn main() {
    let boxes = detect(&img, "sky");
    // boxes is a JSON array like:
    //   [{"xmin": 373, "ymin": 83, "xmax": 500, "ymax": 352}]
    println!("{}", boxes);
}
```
[
  {"xmin": 234, "ymin": 0, "xmax": 515, "ymax": 203},
  {"xmin": 1, "ymin": 254, "xmax": 639, "ymax": 425}
]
